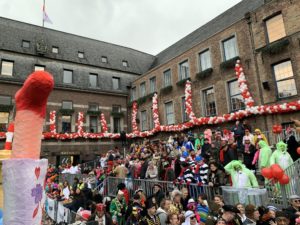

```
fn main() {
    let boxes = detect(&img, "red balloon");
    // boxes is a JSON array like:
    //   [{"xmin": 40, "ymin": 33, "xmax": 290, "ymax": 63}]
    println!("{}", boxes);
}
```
[
  {"xmin": 297, "ymin": 147, "xmax": 300, "ymax": 155},
  {"xmin": 279, "ymin": 174, "xmax": 290, "ymax": 185},
  {"xmin": 261, "ymin": 168, "xmax": 273, "ymax": 179},
  {"xmin": 271, "ymin": 164, "xmax": 284, "ymax": 179}
]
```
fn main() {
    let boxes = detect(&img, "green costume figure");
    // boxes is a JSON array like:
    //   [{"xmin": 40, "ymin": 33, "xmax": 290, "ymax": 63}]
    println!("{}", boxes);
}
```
[
  {"xmin": 110, "ymin": 190, "xmax": 127, "ymax": 225},
  {"xmin": 270, "ymin": 141, "xmax": 293, "ymax": 170},
  {"xmin": 224, "ymin": 160, "xmax": 259, "ymax": 188},
  {"xmin": 258, "ymin": 140, "xmax": 272, "ymax": 170}
]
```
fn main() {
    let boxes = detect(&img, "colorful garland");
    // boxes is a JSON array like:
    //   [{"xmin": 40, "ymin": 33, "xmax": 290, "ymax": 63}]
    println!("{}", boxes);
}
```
[{"xmin": 1, "ymin": 60, "xmax": 300, "ymax": 140}]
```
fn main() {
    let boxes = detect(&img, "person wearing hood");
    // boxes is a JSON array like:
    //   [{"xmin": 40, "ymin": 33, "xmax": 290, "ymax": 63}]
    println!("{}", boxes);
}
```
[
  {"xmin": 270, "ymin": 141, "xmax": 293, "ymax": 170},
  {"xmin": 242, "ymin": 137, "xmax": 256, "ymax": 171},
  {"xmin": 151, "ymin": 184, "xmax": 165, "ymax": 207},
  {"xmin": 201, "ymin": 138, "xmax": 212, "ymax": 161},
  {"xmin": 224, "ymin": 160, "xmax": 258, "ymax": 188},
  {"xmin": 253, "ymin": 129, "xmax": 268, "ymax": 146},
  {"xmin": 157, "ymin": 198, "xmax": 172, "ymax": 225},
  {"xmin": 258, "ymin": 140, "xmax": 272, "ymax": 170},
  {"xmin": 182, "ymin": 210, "xmax": 199, "ymax": 225}
]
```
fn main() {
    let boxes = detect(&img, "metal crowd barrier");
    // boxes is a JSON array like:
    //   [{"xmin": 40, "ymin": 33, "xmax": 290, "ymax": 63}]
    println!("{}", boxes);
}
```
[
  {"xmin": 266, "ymin": 158, "xmax": 300, "ymax": 209},
  {"xmin": 58, "ymin": 173, "xmax": 97, "ymax": 189},
  {"xmin": 45, "ymin": 196, "xmax": 77, "ymax": 224}
]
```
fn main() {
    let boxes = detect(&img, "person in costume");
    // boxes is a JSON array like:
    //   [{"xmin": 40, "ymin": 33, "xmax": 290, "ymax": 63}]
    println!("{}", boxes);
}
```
[
  {"xmin": 242, "ymin": 136, "xmax": 256, "ymax": 171},
  {"xmin": 258, "ymin": 140, "xmax": 272, "ymax": 170},
  {"xmin": 193, "ymin": 156, "xmax": 209, "ymax": 185},
  {"xmin": 253, "ymin": 129, "xmax": 268, "ymax": 146},
  {"xmin": 110, "ymin": 190, "xmax": 127, "ymax": 225},
  {"xmin": 140, "ymin": 200, "xmax": 161, "ymax": 225},
  {"xmin": 270, "ymin": 141, "xmax": 293, "ymax": 170},
  {"xmin": 224, "ymin": 160, "xmax": 258, "ymax": 188},
  {"xmin": 89, "ymin": 203, "xmax": 113, "ymax": 225}
]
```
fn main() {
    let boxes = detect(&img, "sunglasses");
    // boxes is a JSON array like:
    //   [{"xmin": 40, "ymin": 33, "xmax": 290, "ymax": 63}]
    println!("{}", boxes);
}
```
[
  {"xmin": 190, "ymin": 216, "xmax": 196, "ymax": 220},
  {"xmin": 293, "ymin": 199, "xmax": 300, "ymax": 203}
]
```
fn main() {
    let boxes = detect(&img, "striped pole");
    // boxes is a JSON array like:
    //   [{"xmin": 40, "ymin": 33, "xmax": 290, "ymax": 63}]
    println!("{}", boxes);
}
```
[{"xmin": 4, "ymin": 122, "xmax": 14, "ymax": 150}]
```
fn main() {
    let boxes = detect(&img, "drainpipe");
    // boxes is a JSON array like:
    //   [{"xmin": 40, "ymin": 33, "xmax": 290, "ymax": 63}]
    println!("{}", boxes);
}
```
[{"xmin": 245, "ymin": 12, "xmax": 268, "ymax": 131}]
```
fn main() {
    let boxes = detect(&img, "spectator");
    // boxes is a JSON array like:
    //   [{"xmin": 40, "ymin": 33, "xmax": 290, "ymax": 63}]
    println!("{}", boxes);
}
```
[
  {"xmin": 213, "ymin": 195, "xmax": 225, "ymax": 208},
  {"xmin": 284, "ymin": 195, "xmax": 300, "ymax": 225},
  {"xmin": 243, "ymin": 129, "xmax": 255, "ymax": 145},
  {"xmin": 206, "ymin": 205, "xmax": 240, "ymax": 225},
  {"xmin": 89, "ymin": 203, "xmax": 113, "ymax": 225},
  {"xmin": 242, "ymin": 137, "xmax": 256, "ymax": 171},
  {"xmin": 236, "ymin": 203, "xmax": 246, "ymax": 222},
  {"xmin": 61, "ymin": 181, "xmax": 71, "ymax": 200},
  {"xmin": 287, "ymin": 135, "xmax": 300, "ymax": 162},
  {"xmin": 114, "ymin": 160, "xmax": 128, "ymax": 179},
  {"xmin": 242, "ymin": 120, "xmax": 252, "ymax": 133},
  {"xmin": 110, "ymin": 190, "xmax": 127, "ymax": 225},
  {"xmin": 253, "ymin": 129, "xmax": 268, "ymax": 146},
  {"xmin": 201, "ymin": 138, "xmax": 212, "ymax": 161},
  {"xmin": 196, "ymin": 193, "xmax": 209, "ymax": 224},
  {"xmin": 166, "ymin": 213, "xmax": 180, "ymax": 225},
  {"xmin": 275, "ymin": 211, "xmax": 291, "ymax": 225},
  {"xmin": 151, "ymin": 184, "xmax": 165, "ymax": 206},
  {"xmin": 170, "ymin": 190, "xmax": 184, "ymax": 215},
  {"xmin": 223, "ymin": 138, "xmax": 238, "ymax": 166},
  {"xmin": 65, "ymin": 188, "xmax": 85, "ymax": 212},
  {"xmin": 244, "ymin": 204, "xmax": 260, "ymax": 225},
  {"xmin": 208, "ymin": 162, "xmax": 225, "ymax": 193},
  {"xmin": 125, "ymin": 193, "xmax": 144, "ymax": 220},
  {"xmin": 145, "ymin": 161, "xmax": 158, "ymax": 180},
  {"xmin": 181, "ymin": 187, "xmax": 191, "ymax": 211},
  {"xmin": 232, "ymin": 120, "xmax": 245, "ymax": 151},
  {"xmin": 140, "ymin": 200, "xmax": 160, "ymax": 225},
  {"xmin": 126, "ymin": 206, "xmax": 143, "ymax": 225},
  {"xmin": 182, "ymin": 210, "xmax": 199, "ymax": 225},
  {"xmin": 193, "ymin": 156, "xmax": 209, "ymax": 185},
  {"xmin": 157, "ymin": 198, "xmax": 172, "ymax": 225},
  {"xmin": 258, "ymin": 140, "xmax": 272, "ymax": 170}
]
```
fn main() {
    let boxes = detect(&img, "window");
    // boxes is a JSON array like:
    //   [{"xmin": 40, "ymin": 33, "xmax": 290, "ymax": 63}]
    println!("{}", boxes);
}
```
[
  {"xmin": 89, "ymin": 73, "xmax": 98, "ymax": 87},
  {"xmin": 34, "ymin": 65, "xmax": 45, "ymax": 71},
  {"xmin": 179, "ymin": 60, "xmax": 190, "ymax": 80},
  {"xmin": 89, "ymin": 103, "xmax": 99, "ymax": 111},
  {"xmin": 228, "ymin": 80, "xmax": 245, "ymax": 111},
  {"xmin": 140, "ymin": 82, "xmax": 146, "ymax": 97},
  {"xmin": 113, "ymin": 117, "xmax": 121, "ymax": 133},
  {"xmin": 122, "ymin": 60, "xmax": 128, "ymax": 67},
  {"xmin": 62, "ymin": 101, "xmax": 73, "ymax": 109},
  {"xmin": 273, "ymin": 60, "xmax": 297, "ymax": 98},
  {"xmin": 63, "ymin": 70, "xmax": 73, "ymax": 84},
  {"xmin": 78, "ymin": 52, "xmax": 84, "ymax": 58},
  {"xmin": 164, "ymin": 69, "xmax": 172, "ymax": 87},
  {"xmin": 89, "ymin": 116, "xmax": 98, "ymax": 133},
  {"xmin": 0, "ymin": 95, "xmax": 12, "ymax": 105},
  {"xmin": 203, "ymin": 88, "xmax": 217, "ymax": 116},
  {"xmin": 62, "ymin": 116, "xmax": 71, "ymax": 133},
  {"xmin": 199, "ymin": 49, "xmax": 212, "ymax": 71},
  {"xmin": 266, "ymin": 14, "xmax": 286, "ymax": 43},
  {"xmin": 222, "ymin": 36, "xmax": 238, "ymax": 61},
  {"xmin": 101, "ymin": 56, "xmax": 108, "ymax": 63},
  {"xmin": 1, "ymin": 60, "xmax": 13, "ymax": 76},
  {"xmin": 0, "ymin": 112, "xmax": 9, "ymax": 132},
  {"xmin": 149, "ymin": 108, "xmax": 154, "ymax": 130},
  {"xmin": 22, "ymin": 40, "xmax": 30, "ymax": 48},
  {"xmin": 141, "ymin": 110, "xmax": 147, "ymax": 131},
  {"xmin": 112, "ymin": 77, "xmax": 120, "ymax": 90},
  {"xmin": 165, "ymin": 101, "xmax": 174, "ymax": 125},
  {"xmin": 112, "ymin": 105, "xmax": 121, "ymax": 113},
  {"xmin": 150, "ymin": 77, "xmax": 156, "ymax": 93},
  {"xmin": 181, "ymin": 97, "xmax": 188, "ymax": 122},
  {"xmin": 52, "ymin": 46, "xmax": 59, "ymax": 54},
  {"xmin": 131, "ymin": 87, "xmax": 136, "ymax": 101}
]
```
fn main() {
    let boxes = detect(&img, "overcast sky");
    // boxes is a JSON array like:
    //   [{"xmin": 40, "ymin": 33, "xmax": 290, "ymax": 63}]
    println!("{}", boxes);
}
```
[{"xmin": 0, "ymin": 0, "xmax": 242, "ymax": 55}]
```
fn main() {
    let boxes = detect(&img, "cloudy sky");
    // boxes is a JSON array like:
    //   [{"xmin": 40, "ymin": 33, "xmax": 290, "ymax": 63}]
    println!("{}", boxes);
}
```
[{"xmin": 0, "ymin": 0, "xmax": 242, "ymax": 55}]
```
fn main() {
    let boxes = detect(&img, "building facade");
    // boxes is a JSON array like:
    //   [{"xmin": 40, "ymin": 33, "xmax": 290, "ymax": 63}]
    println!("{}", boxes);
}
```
[
  {"xmin": 0, "ymin": 0, "xmax": 300, "ymax": 163},
  {"xmin": 130, "ymin": 0, "xmax": 300, "ymax": 140}
]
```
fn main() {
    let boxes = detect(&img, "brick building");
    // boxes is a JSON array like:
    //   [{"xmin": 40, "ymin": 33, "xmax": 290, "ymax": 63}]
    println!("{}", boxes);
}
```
[
  {"xmin": 0, "ymin": 0, "xmax": 300, "ymax": 163},
  {"xmin": 130, "ymin": 0, "xmax": 300, "ymax": 139}
]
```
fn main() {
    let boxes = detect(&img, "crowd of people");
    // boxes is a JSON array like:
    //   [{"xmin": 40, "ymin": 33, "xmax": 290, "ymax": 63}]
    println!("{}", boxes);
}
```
[{"xmin": 43, "ymin": 120, "xmax": 300, "ymax": 225}]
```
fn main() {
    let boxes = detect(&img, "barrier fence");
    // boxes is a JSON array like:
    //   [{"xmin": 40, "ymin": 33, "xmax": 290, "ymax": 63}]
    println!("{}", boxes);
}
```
[{"xmin": 105, "ymin": 177, "xmax": 268, "ymax": 206}]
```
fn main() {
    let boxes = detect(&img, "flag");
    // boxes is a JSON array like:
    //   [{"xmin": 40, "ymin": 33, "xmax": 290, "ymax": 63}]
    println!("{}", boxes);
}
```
[{"xmin": 43, "ymin": 4, "xmax": 53, "ymax": 24}]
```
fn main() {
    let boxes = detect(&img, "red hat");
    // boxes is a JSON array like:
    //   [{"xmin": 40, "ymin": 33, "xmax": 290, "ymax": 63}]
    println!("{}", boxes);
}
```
[
  {"xmin": 78, "ymin": 210, "xmax": 91, "ymax": 220},
  {"xmin": 96, "ymin": 203, "xmax": 106, "ymax": 212}
]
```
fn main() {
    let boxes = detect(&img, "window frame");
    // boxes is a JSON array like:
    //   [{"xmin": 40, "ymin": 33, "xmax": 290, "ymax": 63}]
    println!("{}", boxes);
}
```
[
  {"xmin": 140, "ymin": 82, "xmax": 146, "ymax": 97},
  {"xmin": 112, "ymin": 77, "xmax": 120, "ymax": 90},
  {"xmin": 140, "ymin": 110, "xmax": 147, "ymax": 131},
  {"xmin": 101, "ymin": 56, "xmax": 108, "ymax": 63},
  {"xmin": 198, "ymin": 48, "xmax": 212, "ymax": 72},
  {"xmin": 0, "ymin": 95, "xmax": 12, "ymax": 105},
  {"xmin": 89, "ymin": 73, "xmax": 98, "ymax": 88},
  {"xmin": 62, "ymin": 101, "xmax": 73, "ymax": 110},
  {"xmin": 272, "ymin": 59, "xmax": 297, "ymax": 99},
  {"xmin": 61, "ymin": 115, "xmax": 72, "ymax": 133},
  {"xmin": 89, "ymin": 115, "xmax": 98, "ymax": 133},
  {"xmin": 163, "ymin": 69, "xmax": 172, "ymax": 87},
  {"xmin": 22, "ymin": 40, "xmax": 30, "ymax": 48},
  {"xmin": 165, "ymin": 101, "xmax": 175, "ymax": 125},
  {"xmin": 202, "ymin": 87, "xmax": 217, "ymax": 116},
  {"xmin": 52, "ymin": 46, "xmax": 59, "ymax": 54},
  {"xmin": 63, "ymin": 69, "xmax": 73, "ymax": 84},
  {"xmin": 227, "ymin": 79, "xmax": 245, "ymax": 112},
  {"xmin": 122, "ymin": 60, "xmax": 128, "ymax": 67},
  {"xmin": 1, "ymin": 60, "xmax": 14, "ymax": 76},
  {"xmin": 112, "ymin": 105, "xmax": 121, "ymax": 113},
  {"xmin": 34, "ymin": 65, "xmax": 45, "ymax": 71},
  {"xmin": 181, "ymin": 96, "xmax": 188, "ymax": 122},
  {"xmin": 178, "ymin": 60, "xmax": 190, "ymax": 80},
  {"xmin": 88, "ymin": 103, "xmax": 99, "ymax": 111},
  {"xmin": 131, "ymin": 87, "xmax": 136, "ymax": 101},
  {"xmin": 78, "ymin": 51, "xmax": 84, "ymax": 59},
  {"xmin": 221, "ymin": 35, "xmax": 239, "ymax": 61},
  {"xmin": 113, "ymin": 117, "xmax": 121, "ymax": 133},
  {"xmin": 264, "ymin": 12, "xmax": 286, "ymax": 44},
  {"xmin": 149, "ymin": 76, "xmax": 156, "ymax": 93}
]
